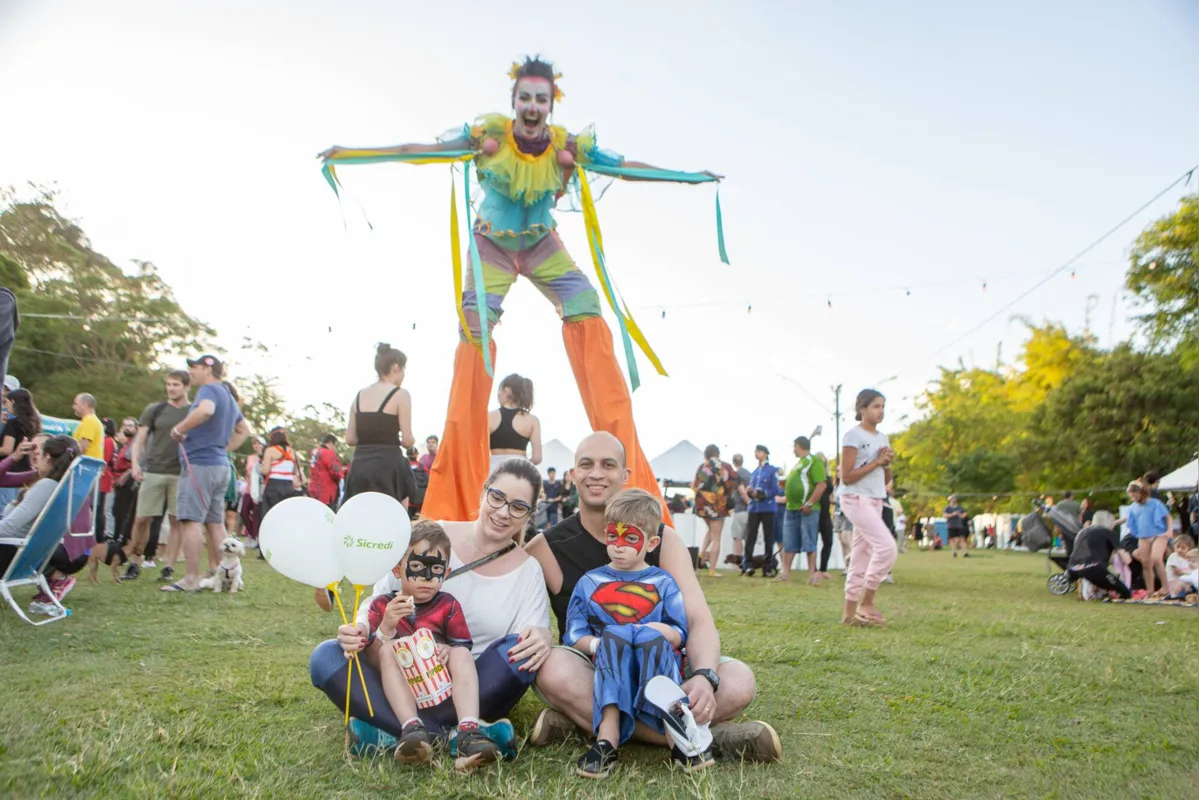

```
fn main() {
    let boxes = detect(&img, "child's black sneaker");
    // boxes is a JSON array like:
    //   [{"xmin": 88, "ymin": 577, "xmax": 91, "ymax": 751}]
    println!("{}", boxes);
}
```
[
  {"xmin": 576, "ymin": 739, "xmax": 618, "ymax": 779},
  {"xmin": 453, "ymin": 726, "xmax": 500, "ymax": 772},
  {"xmin": 671, "ymin": 744, "xmax": 714, "ymax": 772},
  {"xmin": 395, "ymin": 720, "xmax": 432, "ymax": 764}
]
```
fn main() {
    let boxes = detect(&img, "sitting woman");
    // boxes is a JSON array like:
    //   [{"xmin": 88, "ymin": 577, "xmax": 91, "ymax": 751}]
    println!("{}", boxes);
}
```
[
  {"xmin": 489, "ymin": 374, "xmax": 542, "ymax": 468},
  {"xmin": 309, "ymin": 458, "xmax": 555, "ymax": 757},
  {"xmin": 0, "ymin": 435, "xmax": 90, "ymax": 613}
]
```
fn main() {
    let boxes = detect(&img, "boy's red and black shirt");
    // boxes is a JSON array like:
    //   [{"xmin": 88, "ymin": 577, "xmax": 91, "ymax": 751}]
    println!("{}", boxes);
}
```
[{"xmin": 365, "ymin": 591, "xmax": 473, "ymax": 650}]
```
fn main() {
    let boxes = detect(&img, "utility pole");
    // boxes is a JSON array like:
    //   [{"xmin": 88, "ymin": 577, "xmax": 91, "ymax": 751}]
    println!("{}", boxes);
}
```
[{"xmin": 832, "ymin": 384, "xmax": 843, "ymax": 467}]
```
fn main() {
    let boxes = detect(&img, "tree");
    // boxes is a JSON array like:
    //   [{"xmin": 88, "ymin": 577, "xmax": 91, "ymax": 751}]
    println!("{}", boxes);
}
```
[
  {"xmin": 1029, "ymin": 344, "xmax": 1199, "ymax": 491},
  {"xmin": 1126, "ymin": 193, "xmax": 1198, "ymax": 353},
  {"xmin": 0, "ymin": 186, "xmax": 214, "ymax": 421}
]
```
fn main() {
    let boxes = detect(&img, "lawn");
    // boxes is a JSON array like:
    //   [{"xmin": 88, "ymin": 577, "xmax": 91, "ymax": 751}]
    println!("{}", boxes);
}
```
[{"xmin": 1, "ymin": 549, "xmax": 1196, "ymax": 799}]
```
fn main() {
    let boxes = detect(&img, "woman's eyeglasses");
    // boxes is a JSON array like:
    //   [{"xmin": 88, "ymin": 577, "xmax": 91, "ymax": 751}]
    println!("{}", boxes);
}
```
[{"xmin": 485, "ymin": 487, "xmax": 532, "ymax": 519}]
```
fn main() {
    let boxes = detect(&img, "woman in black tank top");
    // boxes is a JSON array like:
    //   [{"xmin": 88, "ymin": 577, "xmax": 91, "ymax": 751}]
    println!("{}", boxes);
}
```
[
  {"xmin": 488, "ymin": 373, "xmax": 542, "ymax": 467},
  {"xmin": 344, "ymin": 344, "xmax": 416, "ymax": 505}
]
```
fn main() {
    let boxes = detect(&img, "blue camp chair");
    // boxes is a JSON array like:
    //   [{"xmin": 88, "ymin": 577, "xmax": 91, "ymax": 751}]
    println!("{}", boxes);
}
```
[{"xmin": 0, "ymin": 456, "xmax": 104, "ymax": 625}]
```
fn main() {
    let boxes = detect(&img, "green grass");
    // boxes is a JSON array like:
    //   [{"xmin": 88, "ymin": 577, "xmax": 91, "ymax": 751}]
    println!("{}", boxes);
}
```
[{"xmin": 2, "ymin": 550, "xmax": 1197, "ymax": 799}]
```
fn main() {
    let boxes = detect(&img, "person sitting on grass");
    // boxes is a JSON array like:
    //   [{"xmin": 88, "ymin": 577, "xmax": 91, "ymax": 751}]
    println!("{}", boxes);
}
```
[
  {"xmin": 526, "ymin": 432, "xmax": 781, "ymax": 764},
  {"xmin": 1056, "ymin": 511, "xmax": 1132, "ymax": 600},
  {"xmin": 1164, "ymin": 534, "xmax": 1198, "ymax": 599},
  {"xmin": 312, "ymin": 458, "xmax": 552, "ymax": 762},
  {"xmin": 0, "ymin": 435, "xmax": 89, "ymax": 614},
  {"xmin": 364, "ymin": 520, "xmax": 499, "ymax": 770},
  {"xmin": 564, "ymin": 488, "xmax": 708, "ymax": 779}
]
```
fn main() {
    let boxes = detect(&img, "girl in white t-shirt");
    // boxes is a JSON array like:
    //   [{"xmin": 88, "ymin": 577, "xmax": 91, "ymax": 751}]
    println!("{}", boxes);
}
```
[{"xmin": 838, "ymin": 389, "xmax": 896, "ymax": 627}]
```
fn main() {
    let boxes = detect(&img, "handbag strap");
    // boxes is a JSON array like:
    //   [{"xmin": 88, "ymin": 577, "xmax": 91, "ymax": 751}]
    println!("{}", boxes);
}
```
[{"xmin": 445, "ymin": 541, "xmax": 517, "ymax": 581}]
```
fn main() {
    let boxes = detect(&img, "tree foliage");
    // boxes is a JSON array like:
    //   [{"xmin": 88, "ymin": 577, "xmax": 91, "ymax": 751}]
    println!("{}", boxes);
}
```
[
  {"xmin": 0, "ymin": 187, "xmax": 214, "ymax": 421},
  {"xmin": 1126, "ymin": 193, "xmax": 1198, "ymax": 355}
]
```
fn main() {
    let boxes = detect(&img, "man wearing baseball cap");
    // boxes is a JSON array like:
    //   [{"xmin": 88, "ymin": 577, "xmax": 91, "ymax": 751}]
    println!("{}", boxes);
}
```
[{"xmin": 163, "ymin": 355, "xmax": 252, "ymax": 592}]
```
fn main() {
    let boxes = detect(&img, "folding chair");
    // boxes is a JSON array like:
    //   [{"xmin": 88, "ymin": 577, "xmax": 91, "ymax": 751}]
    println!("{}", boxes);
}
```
[{"xmin": 0, "ymin": 456, "xmax": 104, "ymax": 625}]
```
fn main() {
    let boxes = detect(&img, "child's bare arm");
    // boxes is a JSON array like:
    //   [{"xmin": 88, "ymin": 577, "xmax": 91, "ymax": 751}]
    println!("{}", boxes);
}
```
[{"xmin": 644, "ymin": 622, "xmax": 683, "ymax": 648}]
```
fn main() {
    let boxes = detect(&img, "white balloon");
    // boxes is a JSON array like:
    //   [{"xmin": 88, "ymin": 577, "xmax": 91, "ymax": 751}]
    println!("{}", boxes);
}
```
[
  {"xmin": 259, "ymin": 496, "xmax": 342, "ymax": 588},
  {"xmin": 334, "ymin": 492, "xmax": 411, "ymax": 586}
]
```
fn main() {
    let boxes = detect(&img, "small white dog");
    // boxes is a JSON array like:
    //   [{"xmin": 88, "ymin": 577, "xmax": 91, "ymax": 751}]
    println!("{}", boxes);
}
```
[{"xmin": 199, "ymin": 537, "xmax": 246, "ymax": 593}]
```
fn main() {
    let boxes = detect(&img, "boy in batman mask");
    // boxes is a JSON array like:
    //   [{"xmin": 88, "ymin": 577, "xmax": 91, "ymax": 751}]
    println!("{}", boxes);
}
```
[{"xmin": 360, "ymin": 521, "xmax": 499, "ymax": 767}]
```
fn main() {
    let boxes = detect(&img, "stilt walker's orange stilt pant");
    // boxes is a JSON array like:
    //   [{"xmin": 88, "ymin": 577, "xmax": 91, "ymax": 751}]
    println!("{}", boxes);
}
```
[{"xmin": 422, "ymin": 316, "xmax": 668, "ymax": 523}]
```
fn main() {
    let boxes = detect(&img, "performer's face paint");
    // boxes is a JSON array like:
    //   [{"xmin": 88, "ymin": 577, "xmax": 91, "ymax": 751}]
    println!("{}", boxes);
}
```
[{"xmin": 513, "ymin": 76, "xmax": 552, "ymax": 139}]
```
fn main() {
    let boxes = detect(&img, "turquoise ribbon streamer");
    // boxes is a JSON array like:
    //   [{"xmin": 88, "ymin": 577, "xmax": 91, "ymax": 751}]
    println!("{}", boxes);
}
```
[
  {"xmin": 462, "ymin": 161, "xmax": 492, "ymax": 377},
  {"xmin": 588, "ymin": 232, "xmax": 640, "ymax": 391},
  {"xmin": 716, "ymin": 189, "xmax": 729, "ymax": 265},
  {"xmin": 321, "ymin": 150, "xmax": 477, "ymax": 198},
  {"xmin": 583, "ymin": 164, "xmax": 729, "ymax": 265}
]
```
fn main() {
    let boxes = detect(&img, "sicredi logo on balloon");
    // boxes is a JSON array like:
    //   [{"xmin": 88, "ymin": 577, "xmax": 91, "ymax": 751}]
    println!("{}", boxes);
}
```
[{"xmin": 351, "ymin": 539, "xmax": 395, "ymax": 550}]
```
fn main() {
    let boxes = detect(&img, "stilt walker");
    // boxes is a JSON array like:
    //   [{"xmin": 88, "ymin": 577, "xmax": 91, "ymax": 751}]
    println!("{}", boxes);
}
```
[{"xmin": 319, "ymin": 57, "xmax": 728, "ymax": 521}]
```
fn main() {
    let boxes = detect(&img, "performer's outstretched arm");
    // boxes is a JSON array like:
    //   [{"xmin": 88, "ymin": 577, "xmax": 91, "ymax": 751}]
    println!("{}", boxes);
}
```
[
  {"xmin": 318, "ymin": 135, "xmax": 471, "ymax": 160},
  {"xmin": 618, "ymin": 159, "xmax": 723, "ymax": 183}
]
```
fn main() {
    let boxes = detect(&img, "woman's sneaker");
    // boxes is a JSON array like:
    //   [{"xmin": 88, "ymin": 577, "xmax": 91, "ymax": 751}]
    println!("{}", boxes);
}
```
[
  {"xmin": 576, "ymin": 739, "xmax": 618, "ymax": 779},
  {"xmin": 395, "ymin": 720, "xmax": 432, "ymax": 764},
  {"xmin": 453, "ymin": 725, "xmax": 500, "ymax": 772},
  {"xmin": 671, "ymin": 744, "xmax": 714, "ymax": 772},
  {"xmin": 344, "ymin": 718, "xmax": 397, "ymax": 757},
  {"xmin": 50, "ymin": 576, "xmax": 76, "ymax": 602}
]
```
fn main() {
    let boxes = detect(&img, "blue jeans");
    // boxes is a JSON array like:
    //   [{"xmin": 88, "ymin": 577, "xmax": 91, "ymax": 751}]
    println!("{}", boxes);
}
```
[
  {"xmin": 309, "ymin": 633, "xmax": 536, "ymax": 737},
  {"xmin": 783, "ymin": 508, "xmax": 820, "ymax": 554}
]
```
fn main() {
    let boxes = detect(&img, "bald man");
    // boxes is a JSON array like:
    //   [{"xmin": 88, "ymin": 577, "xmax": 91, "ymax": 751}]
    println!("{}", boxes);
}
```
[{"xmin": 524, "ymin": 431, "xmax": 781, "ymax": 763}]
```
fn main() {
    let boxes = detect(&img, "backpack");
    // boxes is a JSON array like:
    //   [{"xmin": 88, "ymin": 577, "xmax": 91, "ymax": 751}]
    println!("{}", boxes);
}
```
[
  {"xmin": 146, "ymin": 401, "xmax": 169, "ymax": 435},
  {"xmin": 411, "ymin": 463, "xmax": 429, "ymax": 506}
]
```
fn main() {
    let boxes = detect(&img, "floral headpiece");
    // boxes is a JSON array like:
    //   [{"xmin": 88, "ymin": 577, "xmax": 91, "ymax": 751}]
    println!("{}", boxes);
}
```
[{"xmin": 508, "ymin": 61, "xmax": 564, "ymax": 102}]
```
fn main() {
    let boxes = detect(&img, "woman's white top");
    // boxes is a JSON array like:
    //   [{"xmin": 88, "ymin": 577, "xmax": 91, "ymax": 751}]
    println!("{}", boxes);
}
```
[
  {"xmin": 839, "ymin": 425, "xmax": 890, "ymax": 499},
  {"xmin": 359, "ymin": 552, "xmax": 549, "ymax": 657}
]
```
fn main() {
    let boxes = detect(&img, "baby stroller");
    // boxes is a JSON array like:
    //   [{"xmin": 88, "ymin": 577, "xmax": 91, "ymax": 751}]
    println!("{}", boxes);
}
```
[{"xmin": 1021, "ymin": 507, "xmax": 1079, "ymax": 595}]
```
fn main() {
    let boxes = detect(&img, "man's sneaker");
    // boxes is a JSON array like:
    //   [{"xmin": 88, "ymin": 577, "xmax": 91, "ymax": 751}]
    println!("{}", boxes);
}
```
[
  {"xmin": 449, "ymin": 719, "xmax": 517, "ymax": 761},
  {"xmin": 142, "ymin": 560, "xmax": 156, "ymax": 568},
  {"xmin": 157, "ymin": 566, "xmax": 174, "ymax": 583},
  {"xmin": 50, "ymin": 576, "xmax": 76, "ymax": 602},
  {"xmin": 528, "ymin": 707, "xmax": 576, "ymax": 746},
  {"xmin": 345, "ymin": 717, "xmax": 398, "ymax": 757},
  {"xmin": 121, "ymin": 563, "xmax": 142, "ymax": 582},
  {"xmin": 244, "ymin": 539, "xmax": 259, "ymax": 549},
  {"xmin": 395, "ymin": 720, "xmax": 432, "ymax": 765},
  {"xmin": 671, "ymin": 744, "xmax": 714, "ymax": 772},
  {"xmin": 710, "ymin": 720, "xmax": 782, "ymax": 763},
  {"xmin": 576, "ymin": 739, "xmax": 618, "ymax": 779},
  {"xmin": 453, "ymin": 728, "xmax": 500, "ymax": 772}
]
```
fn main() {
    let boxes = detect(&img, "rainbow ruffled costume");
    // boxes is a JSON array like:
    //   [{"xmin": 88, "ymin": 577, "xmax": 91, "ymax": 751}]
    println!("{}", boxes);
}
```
[{"xmin": 321, "ymin": 101, "xmax": 726, "ymax": 522}]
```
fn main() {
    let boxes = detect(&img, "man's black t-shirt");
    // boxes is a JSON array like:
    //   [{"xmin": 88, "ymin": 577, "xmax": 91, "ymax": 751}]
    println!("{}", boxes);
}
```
[
  {"xmin": 543, "ymin": 512, "xmax": 661, "ymax": 643},
  {"xmin": 944, "ymin": 504, "xmax": 966, "ymax": 534},
  {"xmin": 1068, "ymin": 526, "xmax": 1119, "ymax": 571}
]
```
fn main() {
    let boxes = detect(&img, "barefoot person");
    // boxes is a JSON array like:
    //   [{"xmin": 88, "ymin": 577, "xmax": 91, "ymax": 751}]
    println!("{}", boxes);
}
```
[
  {"xmin": 1124, "ymin": 479, "xmax": 1172, "ymax": 596},
  {"xmin": 839, "ymin": 389, "xmax": 896, "ymax": 626},
  {"xmin": 309, "ymin": 459, "xmax": 554, "ymax": 759},
  {"xmin": 525, "ymin": 432, "xmax": 782, "ymax": 762}
]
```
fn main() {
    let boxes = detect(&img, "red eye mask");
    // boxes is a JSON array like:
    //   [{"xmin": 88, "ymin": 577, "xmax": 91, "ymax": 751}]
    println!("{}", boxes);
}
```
[{"xmin": 605, "ymin": 522, "xmax": 645, "ymax": 553}]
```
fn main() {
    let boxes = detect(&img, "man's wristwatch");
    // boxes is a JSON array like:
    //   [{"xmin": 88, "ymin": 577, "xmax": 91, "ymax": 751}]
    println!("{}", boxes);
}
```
[{"xmin": 692, "ymin": 668, "xmax": 720, "ymax": 693}]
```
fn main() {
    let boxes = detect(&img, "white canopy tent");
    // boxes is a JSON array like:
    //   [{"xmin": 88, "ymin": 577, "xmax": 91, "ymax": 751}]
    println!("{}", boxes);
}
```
[
  {"xmin": 538, "ymin": 439, "xmax": 576, "ymax": 479},
  {"xmin": 1159, "ymin": 458, "xmax": 1198, "ymax": 491},
  {"xmin": 650, "ymin": 440, "xmax": 705, "ymax": 485}
]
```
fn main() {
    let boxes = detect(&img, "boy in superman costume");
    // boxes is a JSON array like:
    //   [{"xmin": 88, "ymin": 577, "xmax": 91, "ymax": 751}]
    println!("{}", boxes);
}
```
[{"xmin": 563, "ymin": 489, "xmax": 713, "ymax": 778}]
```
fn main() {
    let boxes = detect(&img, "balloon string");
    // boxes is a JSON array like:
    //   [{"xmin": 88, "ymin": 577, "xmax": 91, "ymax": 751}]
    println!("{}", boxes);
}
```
[
  {"xmin": 329, "ymin": 582, "xmax": 349, "ymax": 626},
  {"xmin": 353, "ymin": 584, "xmax": 375, "ymax": 718}
]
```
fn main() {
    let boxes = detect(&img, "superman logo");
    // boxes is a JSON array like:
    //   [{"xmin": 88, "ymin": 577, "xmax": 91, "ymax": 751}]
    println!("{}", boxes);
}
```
[{"xmin": 591, "ymin": 581, "xmax": 661, "ymax": 624}]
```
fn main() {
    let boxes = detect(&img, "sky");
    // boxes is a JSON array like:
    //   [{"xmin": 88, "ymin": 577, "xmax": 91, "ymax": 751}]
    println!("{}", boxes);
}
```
[{"xmin": 1, "ymin": 0, "xmax": 1196, "ymax": 470}]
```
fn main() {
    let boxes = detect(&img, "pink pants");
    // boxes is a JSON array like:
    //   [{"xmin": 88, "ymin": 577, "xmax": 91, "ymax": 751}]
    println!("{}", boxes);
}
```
[{"xmin": 841, "ymin": 494, "xmax": 897, "ymax": 602}]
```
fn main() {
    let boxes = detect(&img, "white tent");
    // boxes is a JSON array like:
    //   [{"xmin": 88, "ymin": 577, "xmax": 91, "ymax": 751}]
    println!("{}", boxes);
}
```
[
  {"xmin": 538, "ymin": 439, "xmax": 576, "ymax": 479},
  {"xmin": 650, "ymin": 441, "xmax": 705, "ymax": 485},
  {"xmin": 1159, "ymin": 458, "xmax": 1198, "ymax": 491}
]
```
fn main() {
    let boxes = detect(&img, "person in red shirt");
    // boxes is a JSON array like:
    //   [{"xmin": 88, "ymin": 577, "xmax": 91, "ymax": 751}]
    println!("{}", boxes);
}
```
[
  {"xmin": 110, "ymin": 417, "xmax": 138, "ymax": 545},
  {"xmin": 309, "ymin": 434, "xmax": 345, "ymax": 510}
]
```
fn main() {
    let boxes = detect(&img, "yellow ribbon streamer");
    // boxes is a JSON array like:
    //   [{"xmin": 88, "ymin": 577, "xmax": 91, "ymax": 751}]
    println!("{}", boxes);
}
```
[
  {"xmin": 577, "ymin": 169, "xmax": 668, "ymax": 379},
  {"xmin": 449, "ymin": 179, "xmax": 474, "ymax": 345}
]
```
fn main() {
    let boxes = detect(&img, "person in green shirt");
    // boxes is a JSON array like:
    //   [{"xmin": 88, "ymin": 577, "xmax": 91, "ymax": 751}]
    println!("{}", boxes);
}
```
[{"xmin": 776, "ymin": 436, "xmax": 828, "ymax": 584}]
